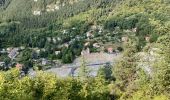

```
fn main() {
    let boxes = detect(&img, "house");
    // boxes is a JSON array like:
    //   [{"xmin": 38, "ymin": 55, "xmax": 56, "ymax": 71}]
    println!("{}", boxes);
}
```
[
  {"xmin": 121, "ymin": 36, "xmax": 129, "ymax": 42},
  {"xmin": 145, "ymin": 36, "xmax": 150, "ymax": 42},
  {"xmin": 55, "ymin": 5, "xmax": 60, "ymax": 10},
  {"xmin": 42, "ymin": 58, "xmax": 48, "ymax": 65},
  {"xmin": 72, "ymin": 27, "xmax": 76, "ymax": 30},
  {"xmin": 0, "ymin": 49, "xmax": 6, "ymax": 53},
  {"xmin": 63, "ymin": 43, "xmax": 69, "ymax": 48},
  {"xmin": 99, "ymin": 30, "xmax": 102, "ymax": 33},
  {"xmin": 98, "ymin": 26, "xmax": 103, "ymax": 33},
  {"xmin": 0, "ymin": 62, "xmax": 5, "ymax": 67},
  {"xmin": 62, "ymin": 3, "xmax": 65, "ymax": 7},
  {"xmin": 47, "ymin": 8, "xmax": 55, "ymax": 12},
  {"xmin": 46, "ymin": 5, "xmax": 55, "ymax": 12},
  {"xmin": 63, "ymin": 30, "xmax": 67, "ymax": 34},
  {"xmin": 84, "ymin": 42, "xmax": 90, "ymax": 47},
  {"xmin": 76, "ymin": 36, "xmax": 81, "ymax": 40},
  {"xmin": 35, "ymin": 49, "xmax": 40, "ymax": 54},
  {"xmin": 55, "ymin": 51, "xmax": 61, "ymax": 55},
  {"xmin": 20, "ymin": 46, "xmax": 25, "ymax": 50},
  {"xmin": 69, "ymin": 40, "xmax": 74, "ymax": 45},
  {"xmin": 47, "ymin": 37, "xmax": 51, "ymax": 42},
  {"xmin": 91, "ymin": 25, "xmax": 97, "ymax": 30},
  {"xmin": 53, "ymin": 38, "xmax": 57, "ymax": 44},
  {"xmin": 107, "ymin": 47, "xmax": 113, "ymax": 54},
  {"xmin": 57, "ymin": 37, "xmax": 61, "ymax": 41},
  {"xmin": 132, "ymin": 27, "xmax": 137, "ymax": 32},
  {"xmin": 8, "ymin": 48, "xmax": 19, "ymax": 59},
  {"xmin": 86, "ymin": 31, "xmax": 94, "ymax": 38},
  {"xmin": 7, "ymin": 47, "xmax": 13, "ymax": 53},
  {"xmin": 81, "ymin": 48, "xmax": 90, "ymax": 56},
  {"xmin": 124, "ymin": 29, "xmax": 131, "ymax": 33},
  {"xmin": 16, "ymin": 63, "xmax": 23, "ymax": 70},
  {"xmin": 93, "ymin": 43, "xmax": 100, "ymax": 48},
  {"xmin": 33, "ymin": 10, "xmax": 41, "ymax": 15}
]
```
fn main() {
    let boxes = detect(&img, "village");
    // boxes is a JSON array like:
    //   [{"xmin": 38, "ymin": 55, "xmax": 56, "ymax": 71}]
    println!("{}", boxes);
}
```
[
  {"xmin": 0, "ymin": 24, "xmax": 126, "ymax": 76},
  {"xmin": 0, "ymin": 23, "xmax": 151, "ymax": 77},
  {"xmin": 0, "ymin": 26, "xmax": 153, "ymax": 76}
]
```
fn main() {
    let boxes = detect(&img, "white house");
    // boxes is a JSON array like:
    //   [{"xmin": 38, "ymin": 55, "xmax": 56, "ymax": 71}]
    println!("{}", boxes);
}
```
[
  {"xmin": 53, "ymin": 38, "xmax": 57, "ymax": 44},
  {"xmin": 55, "ymin": 51, "xmax": 61, "ymax": 55},
  {"xmin": 81, "ymin": 48, "xmax": 90, "ymax": 56},
  {"xmin": 93, "ymin": 43, "xmax": 100, "ymax": 48},
  {"xmin": 42, "ymin": 58, "xmax": 48, "ymax": 65},
  {"xmin": 0, "ymin": 62, "xmax": 5, "ymax": 67},
  {"xmin": 55, "ymin": 5, "xmax": 60, "ymax": 10},
  {"xmin": 47, "ymin": 37, "xmax": 51, "ymax": 42},
  {"xmin": 86, "ymin": 31, "xmax": 93, "ymax": 38},
  {"xmin": 33, "ymin": 10, "xmax": 41, "ymax": 15}
]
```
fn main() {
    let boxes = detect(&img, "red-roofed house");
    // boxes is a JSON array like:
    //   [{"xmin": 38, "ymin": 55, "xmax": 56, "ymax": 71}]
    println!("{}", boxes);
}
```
[
  {"xmin": 107, "ymin": 47, "xmax": 113, "ymax": 54},
  {"xmin": 16, "ymin": 63, "xmax": 23, "ymax": 70}
]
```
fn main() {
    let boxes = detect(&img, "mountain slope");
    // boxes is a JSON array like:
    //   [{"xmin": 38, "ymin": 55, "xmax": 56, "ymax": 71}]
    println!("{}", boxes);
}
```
[{"xmin": 0, "ymin": 0, "xmax": 170, "ymax": 99}]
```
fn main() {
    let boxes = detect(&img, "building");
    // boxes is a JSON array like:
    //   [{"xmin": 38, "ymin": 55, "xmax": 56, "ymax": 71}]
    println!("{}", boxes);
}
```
[
  {"xmin": 107, "ymin": 47, "xmax": 113, "ymax": 54},
  {"xmin": 33, "ymin": 10, "xmax": 41, "ymax": 15},
  {"xmin": 42, "ymin": 58, "xmax": 48, "ymax": 65},
  {"xmin": 81, "ymin": 48, "xmax": 90, "ymax": 56},
  {"xmin": 84, "ymin": 42, "xmax": 90, "ymax": 47},
  {"xmin": 0, "ymin": 62, "xmax": 5, "ymax": 67},
  {"xmin": 55, "ymin": 5, "xmax": 60, "ymax": 10},
  {"xmin": 7, "ymin": 47, "xmax": 13, "ymax": 53},
  {"xmin": 132, "ymin": 27, "xmax": 137, "ymax": 32},
  {"xmin": 47, "ymin": 37, "xmax": 51, "ymax": 42},
  {"xmin": 62, "ymin": 43, "xmax": 69, "ymax": 48},
  {"xmin": 55, "ymin": 51, "xmax": 61, "ymax": 55},
  {"xmin": 121, "ymin": 36, "xmax": 129, "ymax": 42},
  {"xmin": 63, "ymin": 30, "xmax": 67, "ymax": 34},
  {"xmin": 0, "ymin": 49, "xmax": 6, "ymax": 53},
  {"xmin": 16, "ymin": 63, "xmax": 23, "ymax": 70},
  {"xmin": 53, "ymin": 38, "xmax": 57, "ymax": 44},
  {"xmin": 86, "ymin": 31, "xmax": 93, "ymax": 38},
  {"xmin": 57, "ymin": 37, "xmax": 61, "ymax": 41},
  {"xmin": 46, "ymin": 4, "xmax": 55, "ymax": 12},
  {"xmin": 93, "ymin": 43, "xmax": 100, "ymax": 48},
  {"xmin": 20, "ymin": 46, "xmax": 25, "ymax": 50},
  {"xmin": 145, "ymin": 36, "xmax": 150, "ymax": 42},
  {"xmin": 8, "ymin": 48, "xmax": 19, "ymax": 60}
]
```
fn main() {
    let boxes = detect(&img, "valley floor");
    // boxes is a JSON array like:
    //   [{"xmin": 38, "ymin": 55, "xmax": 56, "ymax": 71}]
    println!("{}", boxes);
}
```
[{"xmin": 29, "ymin": 52, "xmax": 121, "ymax": 77}]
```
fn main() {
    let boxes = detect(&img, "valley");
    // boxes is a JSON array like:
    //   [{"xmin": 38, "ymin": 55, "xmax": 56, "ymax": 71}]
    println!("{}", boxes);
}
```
[{"xmin": 0, "ymin": 0, "xmax": 170, "ymax": 100}]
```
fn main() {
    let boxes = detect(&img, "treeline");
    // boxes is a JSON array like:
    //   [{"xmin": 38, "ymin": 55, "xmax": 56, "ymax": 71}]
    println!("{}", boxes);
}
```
[
  {"xmin": 0, "ymin": 0, "xmax": 117, "ymax": 47},
  {"xmin": 0, "ymin": 67, "xmax": 114, "ymax": 100}
]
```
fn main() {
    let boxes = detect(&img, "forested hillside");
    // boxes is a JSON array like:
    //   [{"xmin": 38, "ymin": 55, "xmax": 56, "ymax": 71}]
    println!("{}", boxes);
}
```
[{"xmin": 0, "ymin": 0, "xmax": 170, "ymax": 99}]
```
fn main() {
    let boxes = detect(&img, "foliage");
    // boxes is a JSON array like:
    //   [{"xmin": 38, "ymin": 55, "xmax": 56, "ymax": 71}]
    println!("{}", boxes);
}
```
[{"xmin": 0, "ymin": 69, "xmax": 111, "ymax": 100}]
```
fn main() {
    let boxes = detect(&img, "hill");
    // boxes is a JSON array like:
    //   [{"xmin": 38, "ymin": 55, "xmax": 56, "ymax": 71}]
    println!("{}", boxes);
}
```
[{"xmin": 0, "ymin": 0, "xmax": 170, "ymax": 99}]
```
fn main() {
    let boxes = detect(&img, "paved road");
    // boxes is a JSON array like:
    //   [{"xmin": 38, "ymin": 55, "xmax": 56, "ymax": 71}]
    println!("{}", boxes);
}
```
[{"xmin": 29, "ymin": 53, "xmax": 121, "ymax": 77}]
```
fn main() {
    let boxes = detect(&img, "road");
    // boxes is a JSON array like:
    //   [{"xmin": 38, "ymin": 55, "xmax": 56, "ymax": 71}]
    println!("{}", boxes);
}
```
[{"xmin": 29, "ymin": 53, "xmax": 121, "ymax": 77}]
